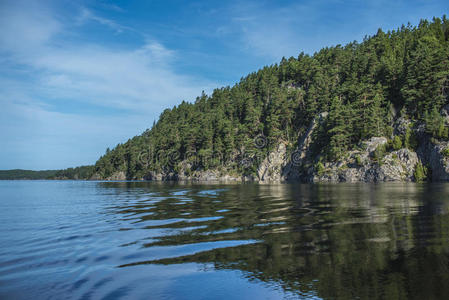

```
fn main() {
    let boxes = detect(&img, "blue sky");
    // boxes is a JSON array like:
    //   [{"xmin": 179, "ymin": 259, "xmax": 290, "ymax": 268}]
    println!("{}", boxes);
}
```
[{"xmin": 1, "ymin": 0, "xmax": 448, "ymax": 170}]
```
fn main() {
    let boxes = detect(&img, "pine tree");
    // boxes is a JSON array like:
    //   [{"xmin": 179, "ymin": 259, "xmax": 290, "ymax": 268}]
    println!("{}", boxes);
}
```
[
  {"xmin": 402, "ymin": 34, "xmax": 449, "ymax": 117},
  {"xmin": 424, "ymin": 107, "xmax": 448, "ymax": 139},
  {"xmin": 328, "ymin": 96, "xmax": 351, "ymax": 159},
  {"xmin": 366, "ymin": 92, "xmax": 386, "ymax": 137}
]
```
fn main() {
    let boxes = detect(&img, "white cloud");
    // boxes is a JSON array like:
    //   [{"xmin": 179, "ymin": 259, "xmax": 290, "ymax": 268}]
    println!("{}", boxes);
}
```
[
  {"xmin": 0, "ymin": 1, "xmax": 60, "ymax": 58},
  {"xmin": 33, "ymin": 41, "xmax": 209, "ymax": 111},
  {"xmin": 0, "ymin": 0, "xmax": 215, "ymax": 112},
  {"xmin": 0, "ymin": 0, "xmax": 218, "ymax": 169}
]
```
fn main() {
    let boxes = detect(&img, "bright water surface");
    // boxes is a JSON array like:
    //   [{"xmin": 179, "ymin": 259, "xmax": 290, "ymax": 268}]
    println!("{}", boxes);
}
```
[{"xmin": 1, "ymin": 181, "xmax": 449, "ymax": 299}]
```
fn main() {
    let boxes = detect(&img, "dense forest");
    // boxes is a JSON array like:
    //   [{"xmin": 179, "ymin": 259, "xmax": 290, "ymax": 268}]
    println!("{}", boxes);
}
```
[{"xmin": 93, "ymin": 17, "xmax": 449, "ymax": 180}]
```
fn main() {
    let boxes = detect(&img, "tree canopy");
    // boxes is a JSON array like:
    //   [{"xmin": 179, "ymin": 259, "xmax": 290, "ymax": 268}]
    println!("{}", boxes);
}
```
[{"xmin": 93, "ymin": 17, "xmax": 449, "ymax": 180}]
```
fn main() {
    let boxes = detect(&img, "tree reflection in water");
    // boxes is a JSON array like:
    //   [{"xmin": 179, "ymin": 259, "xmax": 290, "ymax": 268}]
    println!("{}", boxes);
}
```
[{"xmin": 104, "ymin": 182, "xmax": 449, "ymax": 299}]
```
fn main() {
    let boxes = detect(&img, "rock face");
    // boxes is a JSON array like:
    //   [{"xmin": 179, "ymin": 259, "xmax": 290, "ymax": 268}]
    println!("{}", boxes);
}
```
[
  {"xmin": 393, "ymin": 118, "xmax": 411, "ymax": 136},
  {"xmin": 363, "ymin": 137, "xmax": 388, "ymax": 154},
  {"xmin": 281, "ymin": 112, "xmax": 328, "ymax": 181},
  {"xmin": 422, "ymin": 141, "xmax": 449, "ymax": 181},
  {"xmin": 380, "ymin": 149, "xmax": 418, "ymax": 181},
  {"xmin": 94, "ymin": 112, "xmax": 449, "ymax": 183},
  {"xmin": 144, "ymin": 169, "xmax": 242, "ymax": 182},
  {"xmin": 257, "ymin": 143, "xmax": 287, "ymax": 182},
  {"xmin": 179, "ymin": 170, "xmax": 241, "ymax": 182},
  {"xmin": 105, "ymin": 171, "xmax": 126, "ymax": 180},
  {"xmin": 98, "ymin": 136, "xmax": 448, "ymax": 182},
  {"xmin": 304, "ymin": 138, "xmax": 419, "ymax": 183}
]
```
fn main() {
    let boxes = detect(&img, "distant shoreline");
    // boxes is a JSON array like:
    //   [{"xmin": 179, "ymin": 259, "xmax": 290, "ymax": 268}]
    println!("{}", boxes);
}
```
[{"xmin": 0, "ymin": 166, "xmax": 94, "ymax": 180}]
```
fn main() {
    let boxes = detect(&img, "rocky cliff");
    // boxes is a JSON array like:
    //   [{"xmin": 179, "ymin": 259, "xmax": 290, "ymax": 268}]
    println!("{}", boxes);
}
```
[
  {"xmin": 263, "ymin": 115, "xmax": 449, "ymax": 183},
  {"xmin": 98, "ymin": 115, "xmax": 449, "ymax": 183}
]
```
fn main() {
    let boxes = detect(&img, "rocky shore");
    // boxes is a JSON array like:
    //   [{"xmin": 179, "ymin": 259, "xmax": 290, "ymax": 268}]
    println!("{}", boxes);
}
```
[{"xmin": 98, "ymin": 116, "xmax": 449, "ymax": 183}]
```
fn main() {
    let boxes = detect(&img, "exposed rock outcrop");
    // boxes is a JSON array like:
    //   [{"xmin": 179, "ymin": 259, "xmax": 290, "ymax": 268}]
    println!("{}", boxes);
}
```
[
  {"xmin": 380, "ymin": 149, "xmax": 419, "ymax": 181},
  {"xmin": 307, "ymin": 138, "xmax": 419, "ymax": 183},
  {"xmin": 93, "ymin": 112, "xmax": 449, "ymax": 183},
  {"xmin": 105, "ymin": 171, "xmax": 127, "ymax": 181},
  {"xmin": 421, "ymin": 141, "xmax": 449, "ymax": 181},
  {"xmin": 144, "ymin": 169, "xmax": 242, "ymax": 182},
  {"xmin": 257, "ymin": 143, "xmax": 287, "ymax": 182},
  {"xmin": 281, "ymin": 112, "xmax": 328, "ymax": 180}
]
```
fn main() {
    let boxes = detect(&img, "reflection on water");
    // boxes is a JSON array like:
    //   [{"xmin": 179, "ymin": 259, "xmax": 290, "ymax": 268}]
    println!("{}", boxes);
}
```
[{"xmin": 1, "ymin": 181, "xmax": 449, "ymax": 299}]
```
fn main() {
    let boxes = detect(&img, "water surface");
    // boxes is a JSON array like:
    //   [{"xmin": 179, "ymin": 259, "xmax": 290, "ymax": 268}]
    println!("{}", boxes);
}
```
[{"xmin": 1, "ymin": 181, "xmax": 449, "ymax": 299}]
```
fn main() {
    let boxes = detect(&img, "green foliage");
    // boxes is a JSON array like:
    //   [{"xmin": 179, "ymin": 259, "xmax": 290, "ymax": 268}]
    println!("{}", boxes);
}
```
[
  {"xmin": 404, "ymin": 127, "xmax": 419, "ymax": 150},
  {"xmin": 392, "ymin": 136, "xmax": 403, "ymax": 150},
  {"xmin": 385, "ymin": 126, "xmax": 394, "ymax": 138},
  {"xmin": 0, "ymin": 169, "xmax": 58, "ymax": 180},
  {"xmin": 52, "ymin": 166, "xmax": 94, "ymax": 179},
  {"xmin": 315, "ymin": 161, "xmax": 325, "ymax": 176},
  {"xmin": 424, "ymin": 107, "xmax": 449, "ymax": 140},
  {"xmin": 402, "ymin": 32, "xmax": 449, "ymax": 117},
  {"xmin": 372, "ymin": 144, "xmax": 387, "ymax": 164},
  {"xmin": 442, "ymin": 148, "xmax": 449, "ymax": 158},
  {"xmin": 92, "ymin": 16, "xmax": 449, "ymax": 179},
  {"xmin": 0, "ymin": 166, "xmax": 94, "ymax": 180},
  {"xmin": 414, "ymin": 162, "xmax": 429, "ymax": 182},
  {"xmin": 327, "ymin": 96, "xmax": 351, "ymax": 159}
]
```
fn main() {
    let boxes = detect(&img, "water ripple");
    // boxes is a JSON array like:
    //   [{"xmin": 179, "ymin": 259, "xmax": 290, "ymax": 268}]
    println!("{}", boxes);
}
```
[{"xmin": 2, "ymin": 181, "xmax": 449, "ymax": 299}]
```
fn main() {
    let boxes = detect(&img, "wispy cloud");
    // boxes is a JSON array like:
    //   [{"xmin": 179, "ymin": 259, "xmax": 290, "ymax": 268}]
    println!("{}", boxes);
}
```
[
  {"xmin": 1, "ymin": 1, "xmax": 213, "ymax": 111},
  {"xmin": 75, "ymin": 7, "xmax": 130, "ymax": 33},
  {"xmin": 0, "ymin": 0, "xmax": 217, "ymax": 169},
  {"xmin": 1, "ymin": 0, "xmax": 448, "ymax": 169},
  {"xmin": 226, "ymin": 0, "xmax": 449, "ymax": 60},
  {"xmin": 0, "ymin": 1, "xmax": 60, "ymax": 58},
  {"xmin": 33, "ymin": 41, "xmax": 210, "ymax": 111}
]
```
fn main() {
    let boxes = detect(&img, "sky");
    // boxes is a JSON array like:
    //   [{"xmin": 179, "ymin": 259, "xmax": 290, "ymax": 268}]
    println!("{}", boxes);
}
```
[{"xmin": 0, "ymin": 0, "xmax": 448, "ymax": 170}]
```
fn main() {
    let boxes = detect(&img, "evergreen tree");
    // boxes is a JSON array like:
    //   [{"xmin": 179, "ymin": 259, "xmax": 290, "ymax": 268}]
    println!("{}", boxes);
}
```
[
  {"xmin": 89, "ymin": 16, "xmax": 449, "ymax": 179},
  {"xmin": 328, "ymin": 96, "xmax": 351, "ymax": 159}
]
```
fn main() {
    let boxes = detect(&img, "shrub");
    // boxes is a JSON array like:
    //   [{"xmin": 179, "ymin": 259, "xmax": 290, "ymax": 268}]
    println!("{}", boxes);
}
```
[
  {"xmin": 315, "ymin": 161, "xmax": 325, "ymax": 176},
  {"xmin": 372, "ymin": 144, "xmax": 387, "ymax": 164},
  {"xmin": 424, "ymin": 108, "xmax": 449, "ymax": 140},
  {"xmin": 404, "ymin": 128, "xmax": 418, "ymax": 150},
  {"xmin": 392, "ymin": 136, "xmax": 402, "ymax": 150},
  {"xmin": 442, "ymin": 148, "xmax": 449, "ymax": 158},
  {"xmin": 385, "ymin": 126, "xmax": 394, "ymax": 138},
  {"xmin": 414, "ymin": 162, "xmax": 428, "ymax": 182}
]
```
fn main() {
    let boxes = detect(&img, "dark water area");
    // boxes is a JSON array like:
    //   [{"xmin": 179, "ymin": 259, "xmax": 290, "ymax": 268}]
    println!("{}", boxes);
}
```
[{"xmin": 1, "ymin": 181, "xmax": 449, "ymax": 299}]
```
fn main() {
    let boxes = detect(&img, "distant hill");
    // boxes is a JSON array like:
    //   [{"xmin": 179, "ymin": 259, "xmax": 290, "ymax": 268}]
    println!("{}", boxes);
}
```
[
  {"xmin": 0, "ymin": 169, "xmax": 58, "ymax": 180},
  {"xmin": 0, "ymin": 166, "xmax": 94, "ymax": 180}
]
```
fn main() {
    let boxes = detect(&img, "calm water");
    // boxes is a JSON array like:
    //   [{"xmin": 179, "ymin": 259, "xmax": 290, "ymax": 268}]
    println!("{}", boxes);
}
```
[{"xmin": 1, "ymin": 181, "xmax": 449, "ymax": 299}]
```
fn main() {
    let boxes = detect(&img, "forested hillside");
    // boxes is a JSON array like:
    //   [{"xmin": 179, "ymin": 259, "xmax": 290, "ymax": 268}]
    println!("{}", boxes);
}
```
[
  {"xmin": 0, "ymin": 166, "xmax": 93, "ymax": 180},
  {"xmin": 93, "ymin": 17, "xmax": 449, "ymax": 181},
  {"xmin": 0, "ymin": 169, "xmax": 58, "ymax": 180}
]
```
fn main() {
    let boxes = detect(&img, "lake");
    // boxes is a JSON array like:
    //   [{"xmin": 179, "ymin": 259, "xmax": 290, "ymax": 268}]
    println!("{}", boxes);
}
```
[{"xmin": 1, "ymin": 181, "xmax": 449, "ymax": 299}]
